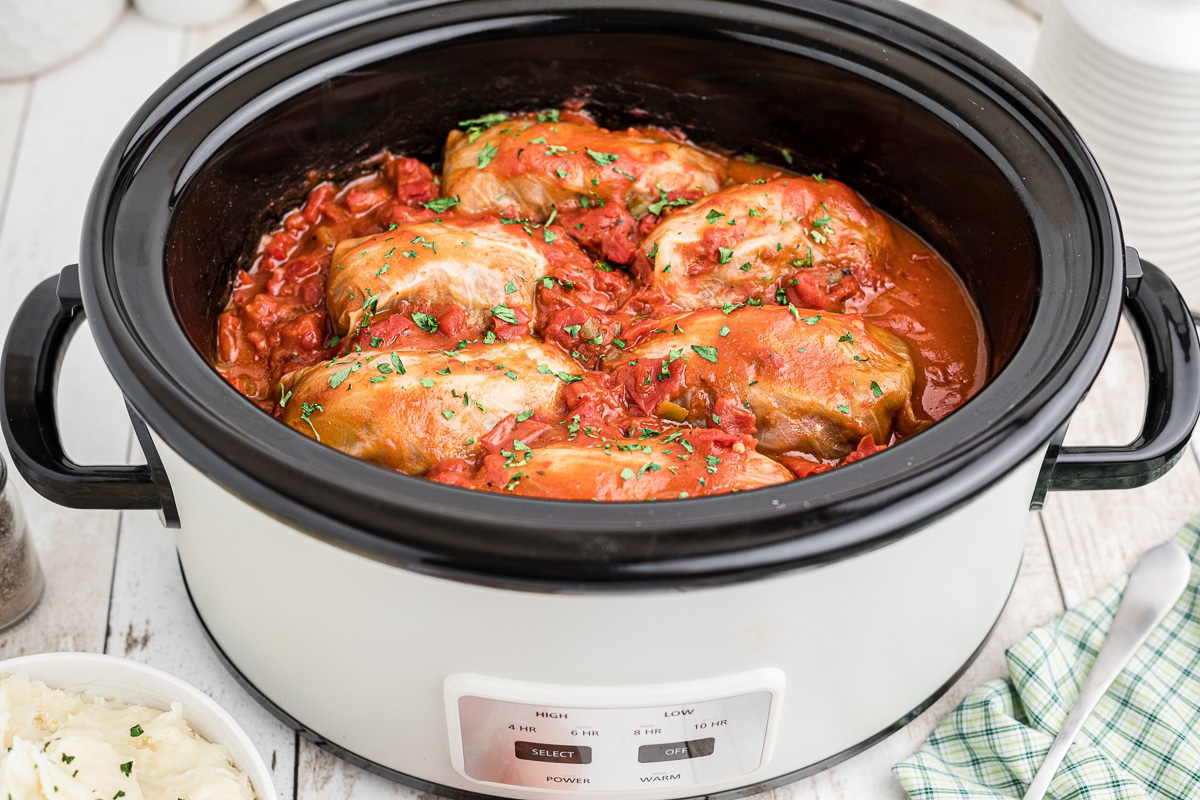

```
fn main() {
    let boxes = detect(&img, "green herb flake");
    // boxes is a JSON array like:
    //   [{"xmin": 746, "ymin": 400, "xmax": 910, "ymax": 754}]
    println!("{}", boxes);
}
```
[
  {"xmin": 129, "ymin": 726, "xmax": 143, "ymax": 738},
  {"xmin": 422, "ymin": 196, "xmax": 461, "ymax": 213},
  {"xmin": 555, "ymin": 168, "xmax": 568, "ymax": 179},
  {"xmin": 871, "ymin": 380, "xmax": 883, "ymax": 398},
  {"xmin": 120, "ymin": 762, "xmax": 133, "ymax": 777},
  {"xmin": 504, "ymin": 280, "xmax": 518, "ymax": 294},
  {"xmin": 802, "ymin": 314, "xmax": 822, "ymax": 325},
  {"xmin": 61, "ymin": 754, "xmax": 75, "ymax": 764},
  {"xmin": 412, "ymin": 311, "xmax": 439, "ymax": 332},
  {"xmin": 390, "ymin": 353, "xmax": 406, "ymax": 374},
  {"xmin": 586, "ymin": 147, "xmax": 619, "ymax": 165},
  {"xmin": 739, "ymin": 262, "xmax": 752, "ymax": 272},
  {"xmin": 705, "ymin": 209, "xmax": 725, "ymax": 224},
  {"xmin": 838, "ymin": 332, "xmax": 855, "ymax": 344},
  {"xmin": 491, "ymin": 304, "xmax": 520, "ymax": 325},
  {"xmin": 781, "ymin": 148, "xmax": 794, "ymax": 165},
  {"xmin": 620, "ymin": 467, "xmax": 637, "ymax": 481},
  {"xmin": 812, "ymin": 172, "xmax": 827, "ymax": 184},
  {"xmin": 718, "ymin": 247, "xmax": 734, "ymax": 264},
  {"xmin": 420, "ymin": 377, "xmax": 436, "ymax": 388},
  {"xmin": 516, "ymin": 410, "xmax": 535, "ymax": 423},
  {"xmin": 719, "ymin": 325, "xmax": 731, "ymax": 337},
  {"xmin": 476, "ymin": 142, "xmax": 499, "ymax": 170},
  {"xmin": 691, "ymin": 345, "xmax": 718, "ymax": 363},
  {"xmin": 441, "ymin": 410, "xmax": 455, "ymax": 420},
  {"xmin": 328, "ymin": 367, "xmax": 353, "ymax": 389}
]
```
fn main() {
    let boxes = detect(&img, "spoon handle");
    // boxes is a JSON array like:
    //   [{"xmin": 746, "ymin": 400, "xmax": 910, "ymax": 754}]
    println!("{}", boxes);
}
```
[{"xmin": 1021, "ymin": 541, "xmax": 1192, "ymax": 800}]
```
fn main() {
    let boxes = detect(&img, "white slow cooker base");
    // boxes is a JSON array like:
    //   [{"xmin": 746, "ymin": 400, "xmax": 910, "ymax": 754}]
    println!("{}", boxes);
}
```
[
  {"xmin": 179, "ymin": 559, "xmax": 1010, "ymax": 799},
  {"xmin": 157, "ymin": 432, "xmax": 1043, "ymax": 800}
]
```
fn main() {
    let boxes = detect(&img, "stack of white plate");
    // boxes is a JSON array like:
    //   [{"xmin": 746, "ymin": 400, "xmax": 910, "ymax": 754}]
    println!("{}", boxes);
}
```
[{"xmin": 1032, "ymin": 0, "xmax": 1200, "ymax": 307}]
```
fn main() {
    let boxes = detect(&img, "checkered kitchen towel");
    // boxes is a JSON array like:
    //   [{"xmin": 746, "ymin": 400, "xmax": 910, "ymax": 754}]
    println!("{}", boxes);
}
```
[{"xmin": 893, "ymin": 519, "xmax": 1200, "ymax": 799}]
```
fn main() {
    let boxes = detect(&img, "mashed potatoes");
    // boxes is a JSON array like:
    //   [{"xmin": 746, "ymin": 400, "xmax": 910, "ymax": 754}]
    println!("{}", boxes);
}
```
[{"xmin": 0, "ymin": 673, "xmax": 256, "ymax": 800}]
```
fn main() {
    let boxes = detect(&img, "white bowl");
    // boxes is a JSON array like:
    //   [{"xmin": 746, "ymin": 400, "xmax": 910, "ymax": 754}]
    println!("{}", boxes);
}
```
[{"xmin": 0, "ymin": 652, "xmax": 276, "ymax": 800}]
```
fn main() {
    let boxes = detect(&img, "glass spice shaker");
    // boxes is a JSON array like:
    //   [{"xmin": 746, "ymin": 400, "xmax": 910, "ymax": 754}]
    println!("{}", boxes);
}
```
[{"xmin": 0, "ymin": 452, "xmax": 44, "ymax": 630}]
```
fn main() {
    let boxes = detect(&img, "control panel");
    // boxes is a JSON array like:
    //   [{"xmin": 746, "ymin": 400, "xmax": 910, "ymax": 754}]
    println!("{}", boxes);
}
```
[{"xmin": 445, "ymin": 669, "xmax": 784, "ymax": 792}]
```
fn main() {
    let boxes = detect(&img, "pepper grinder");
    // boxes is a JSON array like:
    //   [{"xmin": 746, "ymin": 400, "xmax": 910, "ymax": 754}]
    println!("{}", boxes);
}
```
[{"xmin": 0, "ymin": 453, "xmax": 44, "ymax": 631}]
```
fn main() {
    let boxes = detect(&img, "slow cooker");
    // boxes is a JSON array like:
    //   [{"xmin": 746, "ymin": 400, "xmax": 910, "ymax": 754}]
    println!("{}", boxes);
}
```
[{"xmin": 4, "ymin": 0, "xmax": 1199, "ymax": 797}]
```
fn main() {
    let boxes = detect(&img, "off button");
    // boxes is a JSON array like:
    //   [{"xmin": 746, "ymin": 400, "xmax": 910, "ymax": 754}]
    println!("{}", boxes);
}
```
[
  {"xmin": 638, "ymin": 738, "xmax": 716, "ymax": 763},
  {"xmin": 515, "ymin": 741, "xmax": 593, "ymax": 764}
]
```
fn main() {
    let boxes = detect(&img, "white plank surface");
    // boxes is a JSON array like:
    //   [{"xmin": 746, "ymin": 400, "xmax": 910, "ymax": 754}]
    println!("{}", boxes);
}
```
[{"xmin": 3, "ymin": 2, "xmax": 1199, "ymax": 800}]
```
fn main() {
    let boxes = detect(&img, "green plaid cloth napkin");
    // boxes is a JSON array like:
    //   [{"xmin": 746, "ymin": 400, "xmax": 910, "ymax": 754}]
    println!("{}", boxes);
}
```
[{"xmin": 892, "ymin": 518, "xmax": 1200, "ymax": 799}]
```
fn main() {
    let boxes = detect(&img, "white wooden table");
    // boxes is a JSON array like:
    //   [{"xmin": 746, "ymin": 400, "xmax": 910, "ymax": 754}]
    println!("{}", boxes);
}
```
[{"xmin": 1, "ymin": 2, "xmax": 1197, "ymax": 798}]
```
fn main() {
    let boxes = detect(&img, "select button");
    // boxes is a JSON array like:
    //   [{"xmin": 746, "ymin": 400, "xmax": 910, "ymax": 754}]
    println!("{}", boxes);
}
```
[
  {"xmin": 638, "ymin": 738, "xmax": 716, "ymax": 763},
  {"xmin": 515, "ymin": 741, "xmax": 592, "ymax": 764}
]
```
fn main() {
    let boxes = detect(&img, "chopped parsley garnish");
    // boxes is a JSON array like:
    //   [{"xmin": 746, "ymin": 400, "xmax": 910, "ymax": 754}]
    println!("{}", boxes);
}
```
[
  {"xmin": 586, "ymin": 147, "xmax": 619, "ymax": 165},
  {"xmin": 412, "ymin": 311, "xmax": 439, "ymax": 332},
  {"xmin": 491, "ymin": 304, "xmax": 519, "ymax": 325},
  {"xmin": 420, "ymin": 377, "xmax": 436, "ymax": 388},
  {"xmin": 120, "ymin": 762, "xmax": 133, "ymax": 777},
  {"xmin": 719, "ymin": 325, "xmax": 731, "ymax": 337},
  {"xmin": 718, "ymin": 247, "xmax": 734, "ymax": 264},
  {"xmin": 838, "ymin": 332, "xmax": 855, "ymax": 344},
  {"xmin": 705, "ymin": 209, "xmax": 725, "ymax": 224},
  {"xmin": 129, "ymin": 725, "xmax": 143, "ymax": 737},
  {"xmin": 328, "ymin": 366, "xmax": 353, "ymax": 389},
  {"xmin": 477, "ymin": 142, "xmax": 499, "ymax": 169},
  {"xmin": 871, "ymin": 381, "xmax": 883, "ymax": 397},
  {"xmin": 620, "ymin": 467, "xmax": 637, "ymax": 481},
  {"xmin": 516, "ymin": 410, "xmax": 535, "ymax": 422},
  {"xmin": 62, "ymin": 754, "xmax": 75, "ymax": 764},
  {"xmin": 802, "ymin": 315, "xmax": 822, "ymax": 325},
  {"xmin": 441, "ymin": 410, "xmax": 455, "ymax": 420},
  {"xmin": 781, "ymin": 148, "xmax": 794, "ymax": 165},
  {"xmin": 812, "ymin": 172, "xmax": 827, "ymax": 184},
  {"xmin": 422, "ymin": 196, "xmax": 461, "ymax": 213},
  {"xmin": 555, "ymin": 168, "xmax": 568, "ymax": 179},
  {"xmin": 537, "ymin": 109, "xmax": 560, "ymax": 123},
  {"xmin": 504, "ymin": 280, "xmax": 517, "ymax": 294},
  {"xmin": 391, "ymin": 352, "xmax": 405, "ymax": 374},
  {"xmin": 459, "ymin": 112, "xmax": 507, "ymax": 129},
  {"xmin": 739, "ymin": 262, "xmax": 752, "ymax": 272},
  {"xmin": 837, "ymin": 404, "xmax": 851, "ymax": 414},
  {"xmin": 691, "ymin": 345, "xmax": 718, "ymax": 363},
  {"xmin": 647, "ymin": 184, "xmax": 693, "ymax": 215},
  {"xmin": 299, "ymin": 403, "xmax": 323, "ymax": 441}
]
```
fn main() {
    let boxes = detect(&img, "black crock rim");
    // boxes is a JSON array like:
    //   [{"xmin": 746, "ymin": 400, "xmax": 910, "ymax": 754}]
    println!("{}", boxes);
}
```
[{"xmin": 78, "ymin": 0, "xmax": 1123, "ymax": 591}]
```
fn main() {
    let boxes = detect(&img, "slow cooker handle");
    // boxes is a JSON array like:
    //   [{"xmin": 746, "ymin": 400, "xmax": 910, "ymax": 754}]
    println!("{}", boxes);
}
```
[
  {"xmin": 1, "ymin": 265, "xmax": 176, "ymax": 522},
  {"xmin": 1045, "ymin": 254, "xmax": 1200, "ymax": 493}
]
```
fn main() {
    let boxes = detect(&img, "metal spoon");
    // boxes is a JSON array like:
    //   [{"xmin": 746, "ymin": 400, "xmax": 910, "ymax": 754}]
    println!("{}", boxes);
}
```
[{"xmin": 1022, "ymin": 540, "xmax": 1192, "ymax": 800}]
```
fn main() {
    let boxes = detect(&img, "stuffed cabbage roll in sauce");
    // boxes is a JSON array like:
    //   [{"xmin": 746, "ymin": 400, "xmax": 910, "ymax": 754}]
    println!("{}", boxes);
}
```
[
  {"xmin": 279, "ymin": 341, "xmax": 580, "ymax": 475},
  {"xmin": 441, "ymin": 111, "xmax": 727, "ymax": 265},
  {"xmin": 327, "ymin": 215, "xmax": 594, "ymax": 339},
  {"xmin": 214, "ymin": 107, "xmax": 989, "ymax": 501},
  {"xmin": 612, "ymin": 306, "xmax": 921, "ymax": 460},
  {"xmin": 431, "ymin": 426, "xmax": 793, "ymax": 501},
  {"xmin": 640, "ymin": 176, "xmax": 896, "ymax": 312}
]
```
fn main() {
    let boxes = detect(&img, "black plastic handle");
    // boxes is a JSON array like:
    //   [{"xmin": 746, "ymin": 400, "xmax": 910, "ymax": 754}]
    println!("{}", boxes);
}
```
[
  {"xmin": 1045, "ymin": 251, "xmax": 1200, "ymax": 493},
  {"xmin": 1, "ymin": 265, "xmax": 169, "ymax": 514}
]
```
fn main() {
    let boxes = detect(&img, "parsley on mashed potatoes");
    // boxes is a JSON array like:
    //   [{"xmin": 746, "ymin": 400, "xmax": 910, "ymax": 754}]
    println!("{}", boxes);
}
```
[{"xmin": 0, "ymin": 672, "xmax": 256, "ymax": 799}]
